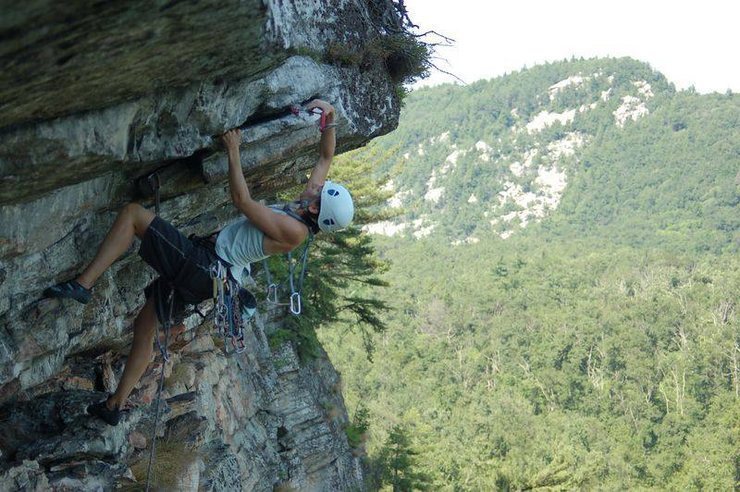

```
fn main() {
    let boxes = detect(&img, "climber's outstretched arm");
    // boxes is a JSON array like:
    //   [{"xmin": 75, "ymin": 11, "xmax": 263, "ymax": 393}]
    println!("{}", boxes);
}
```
[
  {"xmin": 222, "ymin": 129, "xmax": 306, "ymax": 252},
  {"xmin": 302, "ymin": 99, "xmax": 336, "ymax": 200}
]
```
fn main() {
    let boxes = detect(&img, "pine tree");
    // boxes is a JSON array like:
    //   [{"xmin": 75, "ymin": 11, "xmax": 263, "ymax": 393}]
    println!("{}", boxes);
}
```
[
  {"xmin": 378, "ymin": 425, "xmax": 430, "ymax": 491},
  {"xmin": 266, "ymin": 144, "xmax": 400, "ymax": 360}
]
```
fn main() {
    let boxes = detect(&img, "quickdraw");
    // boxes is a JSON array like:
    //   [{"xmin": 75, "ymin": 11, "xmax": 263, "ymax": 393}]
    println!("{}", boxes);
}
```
[
  {"xmin": 287, "ymin": 235, "xmax": 312, "ymax": 315},
  {"xmin": 289, "ymin": 105, "xmax": 337, "ymax": 133},
  {"xmin": 261, "ymin": 232, "xmax": 313, "ymax": 316},
  {"xmin": 210, "ymin": 262, "xmax": 247, "ymax": 354},
  {"xmin": 264, "ymin": 263, "xmax": 279, "ymax": 304},
  {"xmin": 259, "ymin": 203, "xmax": 315, "ymax": 316}
]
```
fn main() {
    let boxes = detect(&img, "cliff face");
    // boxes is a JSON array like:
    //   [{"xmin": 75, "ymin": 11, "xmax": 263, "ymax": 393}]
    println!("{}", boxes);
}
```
[{"xmin": 0, "ymin": 1, "xmax": 404, "ymax": 489}]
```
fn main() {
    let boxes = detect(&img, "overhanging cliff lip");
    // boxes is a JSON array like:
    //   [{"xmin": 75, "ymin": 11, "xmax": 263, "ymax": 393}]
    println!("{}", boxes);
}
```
[
  {"xmin": 0, "ymin": 0, "xmax": 273, "ymax": 131},
  {"xmin": 0, "ymin": 54, "xmax": 400, "ymax": 207}
]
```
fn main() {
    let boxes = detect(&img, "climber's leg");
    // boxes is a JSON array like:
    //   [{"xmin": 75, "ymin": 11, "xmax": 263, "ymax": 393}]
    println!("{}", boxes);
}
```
[
  {"xmin": 77, "ymin": 203, "xmax": 155, "ymax": 289},
  {"xmin": 108, "ymin": 296, "xmax": 158, "ymax": 410},
  {"xmin": 45, "ymin": 203, "xmax": 155, "ymax": 304},
  {"xmin": 88, "ymin": 296, "xmax": 158, "ymax": 425}
]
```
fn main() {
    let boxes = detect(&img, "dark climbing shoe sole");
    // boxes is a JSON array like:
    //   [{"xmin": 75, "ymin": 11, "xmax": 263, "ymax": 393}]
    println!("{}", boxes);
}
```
[
  {"xmin": 87, "ymin": 400, "xmax": 122, "ymax": 426},
  {"xmin": 44, "ymin": 280, "xmax": 91, "ymax": 304}
]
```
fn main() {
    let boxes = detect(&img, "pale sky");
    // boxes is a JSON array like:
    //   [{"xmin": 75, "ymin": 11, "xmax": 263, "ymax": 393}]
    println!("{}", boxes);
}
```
[{"xmin": 405, "ymin": 0, "xmax": 740, "ymax": 93}]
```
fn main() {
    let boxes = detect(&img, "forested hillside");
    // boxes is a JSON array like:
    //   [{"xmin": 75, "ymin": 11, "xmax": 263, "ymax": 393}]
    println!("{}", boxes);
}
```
[
  {"xmin": 365, "ymin": 57, "xmax": 737, "ymax": 252},
  {"xmin": 320, "ymin": 58, "xmax": 739, "ymax": 490}
]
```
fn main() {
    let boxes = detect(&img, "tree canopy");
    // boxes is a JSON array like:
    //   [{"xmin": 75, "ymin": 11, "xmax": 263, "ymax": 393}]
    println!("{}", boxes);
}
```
[{"xmin": 316, "ymin": 57, "xmax": 738, "ymax": 490}]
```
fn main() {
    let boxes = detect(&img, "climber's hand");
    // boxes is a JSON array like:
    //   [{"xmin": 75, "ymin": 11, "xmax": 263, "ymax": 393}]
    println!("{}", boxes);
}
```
[
  {"xmin": 221, "ymin": 129, "xmax": 242, "ymax": 151},
  {"xmin": 306, "ymin": 99, "xmax": 335, "ymax": 121}
]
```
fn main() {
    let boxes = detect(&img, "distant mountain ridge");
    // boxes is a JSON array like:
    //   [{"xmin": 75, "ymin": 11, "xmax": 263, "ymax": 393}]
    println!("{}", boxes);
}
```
[{"xmin": 364, "ymin": 57, "xmax": 738, "ymax": 253}]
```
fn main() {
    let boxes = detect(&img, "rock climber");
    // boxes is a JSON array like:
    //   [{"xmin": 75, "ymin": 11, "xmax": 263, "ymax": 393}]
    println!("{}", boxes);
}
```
[{"xmin": 44, "ymin": 99, "xmax": 354, "ymax": 425}]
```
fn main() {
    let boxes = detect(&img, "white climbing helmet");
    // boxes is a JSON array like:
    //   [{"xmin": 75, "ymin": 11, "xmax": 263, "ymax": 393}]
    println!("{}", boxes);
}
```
[{"xmin": 318, "ymin": 181, "xmax": 354, "ymax": 232}]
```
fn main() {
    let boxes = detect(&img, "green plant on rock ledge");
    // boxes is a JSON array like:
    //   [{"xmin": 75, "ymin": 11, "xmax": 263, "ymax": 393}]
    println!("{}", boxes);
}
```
[
  {"xmin": 128, "ymin": 438, "xmax": 200, "ymax": 490},
  {"xmin": 326, "ymin": 32, "xmax": 431, "ymax": 86},
  {"xmin": 323, "ymin": 0, "xmax": 434, "ymax": 101},
  {"xmin": 367, "ymin": 33, "xmax": 431, "ymax": 84},
  {"xmin": 268, "ymin": 315, "xmax": 323, "ymax": 361}
]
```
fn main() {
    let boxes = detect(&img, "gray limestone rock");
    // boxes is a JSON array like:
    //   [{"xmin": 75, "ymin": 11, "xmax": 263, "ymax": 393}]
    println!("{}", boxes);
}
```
[
  {"xmin": 0, "ymin": 460, "xmax": 51, "ymax": 491},
  {"xmin": 0, "ymin": 0, "xmax": 404, "ymax": 489}
]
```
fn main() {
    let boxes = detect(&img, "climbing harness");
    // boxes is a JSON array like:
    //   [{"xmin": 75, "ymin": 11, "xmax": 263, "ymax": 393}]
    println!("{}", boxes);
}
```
[{"xmin": 210, "ymin": 262, "xmax": 247, "ymax": 354}]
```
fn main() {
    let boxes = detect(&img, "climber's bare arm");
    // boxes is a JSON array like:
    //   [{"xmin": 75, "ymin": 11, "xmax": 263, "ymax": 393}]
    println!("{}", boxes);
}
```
[
  {"xmin": 301, "ymin": 99, "xmax": 336, "ymax": 200},
  {"xmin": 222, "ymin": 129, "xmax": 307, "ymax": 253}
]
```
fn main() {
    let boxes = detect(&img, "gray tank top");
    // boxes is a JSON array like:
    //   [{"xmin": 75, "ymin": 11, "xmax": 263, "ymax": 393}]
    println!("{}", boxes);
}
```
[{"xmin": 215, "ymin": 209, "xmax": 289, "ymax": 284}]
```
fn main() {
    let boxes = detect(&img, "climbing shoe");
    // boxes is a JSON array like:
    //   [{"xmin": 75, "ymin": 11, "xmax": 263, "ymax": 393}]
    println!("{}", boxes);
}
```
[
  {"xmin": 44, "ymin": 279, "xmax": 91, "ymax": 304},
  {"xmin": 87, "ymin": 399, "xmax": 122, "ymax": 426}
]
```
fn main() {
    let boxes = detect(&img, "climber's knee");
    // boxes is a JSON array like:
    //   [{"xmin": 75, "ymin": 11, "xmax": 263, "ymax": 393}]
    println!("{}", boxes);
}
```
[
  {"xmin": 121, "ymin": 203, "xmax": 156, "ymax": 239},
  {"xmin": 133, "ymin": 297, "xmax": 158, "ymax": 341}
]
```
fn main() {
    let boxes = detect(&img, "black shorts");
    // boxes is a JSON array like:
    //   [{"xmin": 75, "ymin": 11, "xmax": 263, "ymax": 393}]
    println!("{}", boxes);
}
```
[{"xmin": 139, "ymin": 216, "xmax": 220, "ymax": 323}]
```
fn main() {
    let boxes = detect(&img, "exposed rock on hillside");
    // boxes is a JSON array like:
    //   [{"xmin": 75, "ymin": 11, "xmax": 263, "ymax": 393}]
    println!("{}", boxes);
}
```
[
  {"xmin": 0, "ymin": 1, "xmax": 406, "ymax": 489},
  {"xmin": 364, "ymin": 60, "xmax": 671, "ymax": 243}
]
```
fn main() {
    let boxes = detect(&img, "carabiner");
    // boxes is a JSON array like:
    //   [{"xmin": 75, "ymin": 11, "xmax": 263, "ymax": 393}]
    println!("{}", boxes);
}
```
[
  {"xmin": 289, "ymin": 105, "xmax": 328, "ymax": 132},
  {"xmin": 233, "ymin": 335, "xmax": 247, "ymax": 354},
  {"xmin": 289, "ymin": 292, "xmax": 302, "ymax": 315},
  {"xmin": 266, "ymin": 283, "xmax": 278, "ymax": 303},
  {"xmin": 209, "ymin": 262, "xmax": 224, "ymax": 280}
]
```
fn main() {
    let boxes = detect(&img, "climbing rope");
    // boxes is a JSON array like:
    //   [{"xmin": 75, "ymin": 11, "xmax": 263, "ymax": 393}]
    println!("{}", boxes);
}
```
[
  {"xmin": 142, "ymin": 171, "xmax": 173, "ymax": 491},
  {"xmin": 145, "ymin": 338, "xmax": 167, "ymax": 492},
  {"xmin": 145, "ymin": 280, "xmax": 174, "ymax": 491},
  {"xmin": 147, "ymin": 172, "xmax": 162, "ymax": 216}
]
